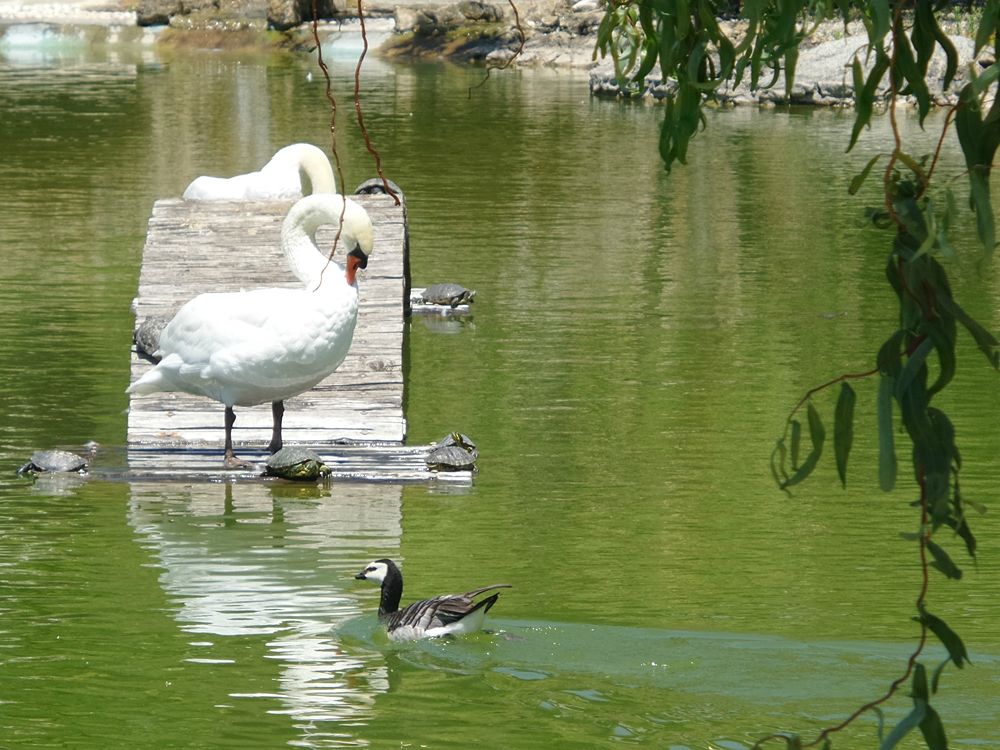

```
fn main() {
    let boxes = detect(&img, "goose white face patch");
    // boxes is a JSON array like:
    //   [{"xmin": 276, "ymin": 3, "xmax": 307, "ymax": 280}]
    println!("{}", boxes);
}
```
[{"xmin": 360, "ymin": 560, "xmax": 389, "ymax": 583}]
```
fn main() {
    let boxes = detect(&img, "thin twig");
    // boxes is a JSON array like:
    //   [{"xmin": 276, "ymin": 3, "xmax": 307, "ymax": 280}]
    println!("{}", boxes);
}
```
[
  {"xmin": 784, "ymin": 368, "xmax": 878, "ymax": 430},
  {"xmin": 468, "ymin": 0, "xmax": 525, "ymax": 98},
  {"xmin": 754, "ymin": 469, "xmax": 933, "ymax": 750},
  {"xmin": 882, "ymin": 12, "xmax": 904, "ymax": 228},
  {"xmin": 925, "ymin": 105, "xmax": 958, "ymax": 188},
  {"xmin": 354, "ymin": 0, "xmax": 400, "ymax": 205},
  {"xmin": 311, "ymin": 0, "xmax": 347, "ymax": 289}
]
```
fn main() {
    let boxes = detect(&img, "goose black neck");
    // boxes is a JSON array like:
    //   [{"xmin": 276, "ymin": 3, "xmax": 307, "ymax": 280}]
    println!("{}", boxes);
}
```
[{"xmin": 378, "ymin": 560, "xmax": 403, "ymax": 618}]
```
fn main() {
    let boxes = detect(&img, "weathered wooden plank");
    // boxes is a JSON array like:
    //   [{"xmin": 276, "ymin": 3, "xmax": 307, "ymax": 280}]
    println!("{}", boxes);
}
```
[
  {"xmin": 126, "ymin": 443, "xmax": 473, "ymax": 484},
  {"xmin": 127, "ymin": 193, "xmax": 410, "ymax": 461}
]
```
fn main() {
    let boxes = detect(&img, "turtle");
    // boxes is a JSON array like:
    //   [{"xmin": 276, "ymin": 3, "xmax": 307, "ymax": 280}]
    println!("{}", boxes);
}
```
[
  {"xmin": 134, "ymin": 315, "xmax": 169, "ymax": 362},
  {"xmin": 425, "ymin": 432, "xmax": 478, "ymax": 472},
  {"xmin": 419, "ymin": 283, "xmax": 476, "ymax": 308},
  {"xmin": 17, "ymin": 449, "xmax": 88, "ymax": 475},
  {"xmin": 354, "ymin": 177, "xmax": 405, "ymax": 203},
  {"xmin": 264, "ymin": 447, "xmax": 331, "ymax": 481}
]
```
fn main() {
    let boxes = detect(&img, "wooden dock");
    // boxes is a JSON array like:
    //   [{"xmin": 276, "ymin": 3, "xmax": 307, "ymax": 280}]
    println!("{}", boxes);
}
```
[{"xmin": 126, "ymin": 193, "xmax": 469, "ymax": 483}]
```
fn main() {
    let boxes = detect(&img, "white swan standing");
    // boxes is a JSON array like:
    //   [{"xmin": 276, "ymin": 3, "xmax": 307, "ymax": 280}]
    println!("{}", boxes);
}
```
[
  {"xmin": 127, "ymin": 193, "xmax": 374, "ymax": 467},
  {"xmin": 355, "ymin": 559, "xmax": 512, "ymax": 641},
  {"xmin": 182, "ymin": 143, "xmax": 338, "ymax": 201}
]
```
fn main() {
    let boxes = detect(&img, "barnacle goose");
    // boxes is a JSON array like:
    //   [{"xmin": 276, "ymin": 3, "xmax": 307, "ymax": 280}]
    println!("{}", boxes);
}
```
[{"xmin": 354, "ymin": 558, "xmax": 511, "ymax": 641}]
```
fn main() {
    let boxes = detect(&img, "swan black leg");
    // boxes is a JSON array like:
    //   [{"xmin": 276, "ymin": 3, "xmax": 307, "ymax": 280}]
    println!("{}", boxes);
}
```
[
  {"xmin": 223, "ymin": 406, "xmax": 253, "ymax": 469},
  {"xmin": 269, "ymin": 400, "xmax": 284, "ymax": 455}
]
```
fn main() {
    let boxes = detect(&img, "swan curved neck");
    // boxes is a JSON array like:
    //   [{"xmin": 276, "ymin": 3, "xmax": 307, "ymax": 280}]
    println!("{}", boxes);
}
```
[
  {"xmin": 281, "ymin": 198, "xmax": 349, "ymax": 288},
  {"xmin": 297, "ymin": 149, "xmax": 337, "ymax": 195}
]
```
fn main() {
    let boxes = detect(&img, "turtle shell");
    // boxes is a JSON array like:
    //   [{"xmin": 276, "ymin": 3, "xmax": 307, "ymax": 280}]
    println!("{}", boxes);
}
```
[
  {"xmin": 354, "ymin": 178, "xmax": 405, "ymax": 202},
  {"xmin": 425, "ymin": 433, "xmax": 478, "ymax": 471},
  {"xmin": 420, "ymin": 284, "xmax": 475, "ymax": 307},
  {"xmin": 17, "ymin": 449, "xmax": 87, "ymax": 475},
  {"xmin": 134, "ymin": 316, "xmax": 169, "ymax": 362},
  {"xmin": 265, "ymin": 447, "xmax": 330, "ymax": 481}
]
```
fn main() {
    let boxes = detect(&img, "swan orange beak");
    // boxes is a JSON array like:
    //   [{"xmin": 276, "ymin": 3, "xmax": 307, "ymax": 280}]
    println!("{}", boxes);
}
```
[{"xmin": 345, "ymin": 248, "xmax": 369, "ymax": 285}]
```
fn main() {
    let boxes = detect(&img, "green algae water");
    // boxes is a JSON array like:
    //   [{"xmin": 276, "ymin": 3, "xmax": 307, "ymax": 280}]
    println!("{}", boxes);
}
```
[{"xmin": 2, "ymin": 29, "xmax": 1000, "ymax": 749}]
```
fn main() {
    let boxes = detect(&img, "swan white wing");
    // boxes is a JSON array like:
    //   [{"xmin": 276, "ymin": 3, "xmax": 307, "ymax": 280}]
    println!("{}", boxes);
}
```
[
  {"xmin": 182, "ymin": 173, "xmax": 259, "ymax": 201},
  {"xmin": 137, "ymin": 288, "xmax": 358, "ymax": 405},
  {"xmin": 182, "ymin": 168, "xmax": 299, "ymax": 201},
  {"xmin": 183, "ymin": 145, "xmax": 335, "ymax": 201}
]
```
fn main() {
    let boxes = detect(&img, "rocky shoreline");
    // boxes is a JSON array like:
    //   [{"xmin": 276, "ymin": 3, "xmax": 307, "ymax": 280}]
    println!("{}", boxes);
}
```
[{"xmin": 0, "ymin": 0, "xmax": 985, "ymax": 107}]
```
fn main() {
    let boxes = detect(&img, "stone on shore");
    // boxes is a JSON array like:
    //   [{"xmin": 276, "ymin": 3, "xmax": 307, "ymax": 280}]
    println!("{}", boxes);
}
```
[{"xmin": 589, "ymin": 28, "xmax": 983, "ymax": 107}]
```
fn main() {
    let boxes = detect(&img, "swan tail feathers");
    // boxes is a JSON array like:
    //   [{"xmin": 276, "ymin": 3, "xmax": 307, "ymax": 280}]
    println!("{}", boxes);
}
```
[
  {"xmin": 126, "ymin": 369, "xmax": 168, "ymax": 395},
  {"xmin": 126, "ymin": 353, "xmax": 185, "ymax": 395}
]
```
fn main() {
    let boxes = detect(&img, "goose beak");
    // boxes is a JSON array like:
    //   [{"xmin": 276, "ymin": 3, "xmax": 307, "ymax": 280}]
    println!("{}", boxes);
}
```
[
  {"xmin": 354, "ymin": 571, "xmax": 367, "ymax": 580},
  {"xmin": 349, "ymin": 247, "xmax": 368, "ymax": 269}
]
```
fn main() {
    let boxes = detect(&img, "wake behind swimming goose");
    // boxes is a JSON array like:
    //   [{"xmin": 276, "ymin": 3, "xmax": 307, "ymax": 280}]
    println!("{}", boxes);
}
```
[{"xmin": 355, "ymin": 558, "xmax": 511, "ymax": 641}]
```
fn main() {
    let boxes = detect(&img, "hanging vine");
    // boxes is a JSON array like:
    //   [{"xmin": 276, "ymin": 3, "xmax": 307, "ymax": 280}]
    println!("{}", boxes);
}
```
[
  {"xmin": 308, "ymin": 0, "xmax": 400, "ymax": 287},
  {"xmin": 596, "ymin": 0, "xmax": 999, "ymax": 747}
]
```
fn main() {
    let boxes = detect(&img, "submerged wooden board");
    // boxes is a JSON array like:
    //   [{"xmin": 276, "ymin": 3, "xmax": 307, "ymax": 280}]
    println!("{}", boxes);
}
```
[
  {"xmin": 125, "ymin": 443, "xmax": 474, "ymax": 485},
  {"xmin": 127, "ymin": 194, "xmax": 409, "ymax": 458}
]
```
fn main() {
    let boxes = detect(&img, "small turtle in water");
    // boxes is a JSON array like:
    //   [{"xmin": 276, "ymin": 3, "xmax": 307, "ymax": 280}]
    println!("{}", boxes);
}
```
[
  {"xmin": 17, "ymin": 449, "xmax": 88, "ymax": 476},
  {"xmin": 419, "ymin": 283, "xmax": 476, "ymax": 308},
  {"xmin": 425, "ymin": 432, "xmax": 478, "ymax": 472},
  {"xmin": 264, "ymin": 447, "xmax": 331, "ymax": 481}
]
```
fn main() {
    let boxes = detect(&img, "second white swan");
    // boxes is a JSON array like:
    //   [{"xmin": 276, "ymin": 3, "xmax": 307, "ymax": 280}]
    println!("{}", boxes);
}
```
[{"xmin": 182, "ymin": 143, "xmax": 338, "ymax": 201}]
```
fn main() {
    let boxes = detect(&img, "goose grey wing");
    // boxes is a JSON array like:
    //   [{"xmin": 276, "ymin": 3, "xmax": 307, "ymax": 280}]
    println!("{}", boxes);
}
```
[{"xmin": 388, "ymin": 595, "xmax": 456, "ymax": 631}]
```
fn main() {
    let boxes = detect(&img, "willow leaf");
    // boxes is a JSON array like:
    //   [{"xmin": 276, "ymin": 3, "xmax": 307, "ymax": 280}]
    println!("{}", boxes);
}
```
[
  {"xmin": 834, "ymin": 382, "xmax": 856, "ymax": 488},
  {"xmin": 930, "ymin": 658, "xmax": 949, "ymax": 694},
  {"xmin": 877, "ymin": 375, "xmax": 897, "ymax": 492},
  {"xmin": 895, "ymin": 336, "xmax": 933, "ymax": 401},
  {"xmin": 790, "ymin": 418, "xmax": 802, "ymax": 469},
  {"xmin": 924, "ymin": 318, "xmax": 956, "ymax": 397},
  {"xmin": 923, "ymin": 2, "xmax": 958, "ymax": 89},
  {"xmin": 880, "ymin": 701, "xmax": 926, "ymax": 750},
  {"xmin": 849, "ymin": 51, "xmax": 889, "ymax": 151},
  {"xmin": 913, "ymin": 661, "xmax": 930, "ymax": 702},
  {"xmin": 919, "ymin": 703, "xmax": 948, "ymax": 750},
  {"xmin": 927, "ymin": 540, "xmax": 963, "ymax": 580},
  {"xmin": 975, "ymin": 0, "xmax": 999, "ymax": 56},
  {"xmin": 944, "ymin": 513, "xmax": 977, "ymax": 559},
  {"xmin": 876, "ymin": 329, "xmax": 905, "ymax": 376},
  {"xmin": 893, "ymin": 24, "xmax": 931, "ymax": 121},
  {"xmin": 911, "ymin": 0, "xmax": 935, "ymax": 75},
  {"xmin": 849, "ymin": 153, "xmax": 881, "ymax": 195},
  {"xmin": 917, "ymin": 607, "xmax": 970, "ymax": 667},
  {"xmin": 935, "ymin": 294, "xmax": 1000, "ymax": 368},
  {"xmin": 781, "ymin": 403, "xmax": 825, "ymax": 490},
  {"xmin": 869, "ymin": 0, "xmax": 891, "ymax": 46}
]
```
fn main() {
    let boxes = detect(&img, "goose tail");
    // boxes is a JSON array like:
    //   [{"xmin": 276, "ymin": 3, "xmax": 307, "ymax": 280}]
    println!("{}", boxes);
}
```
[
  {"xmin": 469, "ymin": 592, "xmax": 502, "ymax": 617},
  {"xmin": 463, "ymin": 583, "xmax": 512, "ymax": 599}
]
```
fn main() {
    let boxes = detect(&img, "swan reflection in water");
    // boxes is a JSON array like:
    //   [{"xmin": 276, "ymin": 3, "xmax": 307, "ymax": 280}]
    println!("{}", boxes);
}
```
[{"xmin": 127, "ymin": 481, "xmax": 400, "ymax": 727}]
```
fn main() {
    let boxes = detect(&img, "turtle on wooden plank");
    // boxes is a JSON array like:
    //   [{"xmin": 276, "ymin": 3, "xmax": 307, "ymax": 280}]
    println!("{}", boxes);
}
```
[
  {"xmin": 425, "ymin": 432, "xmax": 478, "ymax": 472},
  {"xmin": 134, "ymin": 316, "xmax": 170, "ymax": 362},
  {"xmin": 418, "ymin": 283, "xmax": 476, "ymax": 308},
  {"xmin": 17, "ymin": 449, "xmax": 88, "ymax": 476},
  {"xmin": 265, "ymin": 447, "xmax": 331, "ymax": 481},
  {"xmin": 354, "ymin": 178, "xmax": 405, "ymax": 203}
]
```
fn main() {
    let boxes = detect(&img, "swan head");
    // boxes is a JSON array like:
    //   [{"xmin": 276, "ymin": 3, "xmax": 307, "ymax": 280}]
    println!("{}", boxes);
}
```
[
  {"xmin": 355, "ymin": 558, "xmax": 396, "ymax": 585},
  {"xmin": 282, "ymin": 193, "xmax": 374, "ymax": 287}
]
